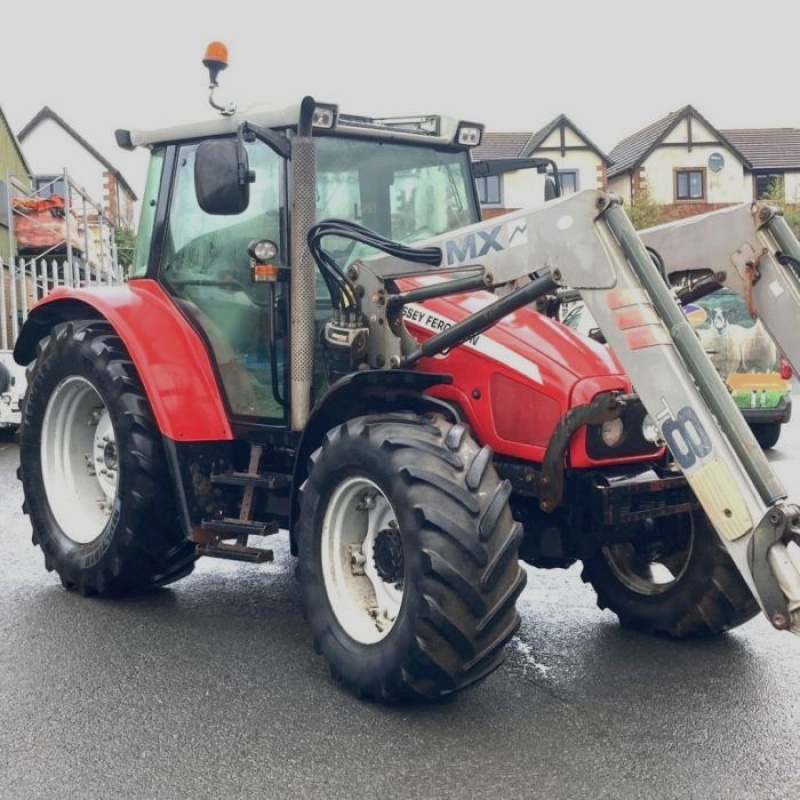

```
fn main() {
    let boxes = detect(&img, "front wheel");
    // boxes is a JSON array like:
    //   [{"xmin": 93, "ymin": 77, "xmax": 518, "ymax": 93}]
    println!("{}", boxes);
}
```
[
  {"xmin": 750, "ymin": 422, "xmax": 781, "ymax": 450},
  {"xmin": 18, "ymin": 321, "xmax": 197, "ymax": 595},
  {"xmin": 581, "ymin": 510, "xmax": 759, "ymax": 637},
  {"xmin": 297, "ymin": 413, "xmax": 526, "ymax": 702}
]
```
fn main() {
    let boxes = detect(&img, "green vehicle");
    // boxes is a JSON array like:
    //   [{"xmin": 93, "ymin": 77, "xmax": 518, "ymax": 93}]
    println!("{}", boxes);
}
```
[
  {"xmin": 684, "ymin": 288, "xmax": 792, "ymax": 449},
  {"xmin": 561, "ymin": 287, "xmax": 792, "ymax": 449}
]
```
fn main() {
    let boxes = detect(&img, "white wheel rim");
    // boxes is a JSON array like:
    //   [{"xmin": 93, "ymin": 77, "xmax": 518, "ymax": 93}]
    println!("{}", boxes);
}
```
[
  {"xmin": 321, "ymin": 476, "xmax": 404, "ymax": 644},
  {"xmin": 40, "ymin": 375, "xmax": 118, "ymax": 544}
]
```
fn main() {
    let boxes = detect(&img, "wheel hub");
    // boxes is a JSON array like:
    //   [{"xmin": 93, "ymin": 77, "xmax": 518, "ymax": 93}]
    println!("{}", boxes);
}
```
[
  {"xmin": 41, "ymin": 375, "xmax": 117, "ymax": 544},
  {"xmin": 320, "ymin": 477, "xmax": 404, "ymax": 644},
  {"xmin": 373, "ymin": 526, "xmax": 404, "ymax": 583},
  {"xmin": 102, "ymin": 440, "xmax": 118, "ymax": 471}
]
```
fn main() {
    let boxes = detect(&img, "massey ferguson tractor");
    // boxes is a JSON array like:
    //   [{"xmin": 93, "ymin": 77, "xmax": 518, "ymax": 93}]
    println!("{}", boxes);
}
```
[{"xmin": 13, "ymin": 43, "xmax": 800, "ymax": 702}]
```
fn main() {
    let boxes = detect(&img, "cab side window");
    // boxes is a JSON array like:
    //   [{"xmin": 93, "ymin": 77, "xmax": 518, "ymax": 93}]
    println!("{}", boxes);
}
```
[{"xmin": 161, "ymin": 140, "xmax": 287, "ymax": 420}]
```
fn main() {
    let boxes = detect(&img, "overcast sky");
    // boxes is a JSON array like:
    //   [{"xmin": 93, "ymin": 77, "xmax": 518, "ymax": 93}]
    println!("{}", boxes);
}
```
[{"xmin": 3, "ymin": 0, "xmax": 798, "ymax": 198}]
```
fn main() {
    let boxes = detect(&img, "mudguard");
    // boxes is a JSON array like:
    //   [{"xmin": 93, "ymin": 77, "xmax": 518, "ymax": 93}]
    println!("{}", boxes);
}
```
[{"xmin": 14, "ymin": 279, "xmax": 232, "ymax": 442}]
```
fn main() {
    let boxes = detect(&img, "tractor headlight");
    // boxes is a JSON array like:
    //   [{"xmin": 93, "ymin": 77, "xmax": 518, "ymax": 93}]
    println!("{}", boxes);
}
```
[
  {"xmin": 248, "ymin": 239, "xmax": 279, "ymax": 262},
  {"xmin": 641, "ymin": 414, "xmax": 661, "ymax": 444},
  {"xmin": 456, "ymin": 123, "xmax": 483, "ymax": 147},
  {"xmin": 0, "ymin": 394, "xmax": 11, "ymax": 406},
  {"xmin": 586, "ymin": 397, "xmax": 663, "ymax": 460},
  {"xmin": 311, "ymin": 104, "xmax": 338, "ymax": 130},
  {"xmin": 600, "ymin": 418, "xmax": 624, "ymax": 447}
]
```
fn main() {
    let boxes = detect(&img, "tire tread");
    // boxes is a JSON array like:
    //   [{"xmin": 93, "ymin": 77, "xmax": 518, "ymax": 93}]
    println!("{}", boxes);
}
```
[{"xmin": 18, "ymin": 320, "xmax": 196, "ymax": 595}]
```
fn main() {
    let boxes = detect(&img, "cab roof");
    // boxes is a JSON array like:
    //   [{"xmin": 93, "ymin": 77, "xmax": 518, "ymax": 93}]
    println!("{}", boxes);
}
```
[{"xmin": 116, "ymin": 97, "xmax": 474, "ymax": 151}]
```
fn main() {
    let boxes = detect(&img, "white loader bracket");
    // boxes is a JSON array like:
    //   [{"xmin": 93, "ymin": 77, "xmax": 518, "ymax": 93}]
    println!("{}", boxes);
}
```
[{"xmin": 357, "ymin": 189, "xmax": 800, "ymax": 634}]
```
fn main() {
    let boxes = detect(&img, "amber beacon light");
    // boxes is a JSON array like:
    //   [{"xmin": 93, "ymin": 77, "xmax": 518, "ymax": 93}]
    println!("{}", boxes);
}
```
[
  {"xmin": 203, "ymin": 41, "xmax": 235, "ymax": 115},
  {"xmin": 203, "ymin": 41, "xmax": 229, "ymax": 86}
]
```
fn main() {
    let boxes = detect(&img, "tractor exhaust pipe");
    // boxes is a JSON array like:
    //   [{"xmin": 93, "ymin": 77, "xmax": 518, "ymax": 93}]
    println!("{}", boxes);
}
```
[{"xmin": 289, "ymin": 98, "xmax": 319, "ymax": 431}]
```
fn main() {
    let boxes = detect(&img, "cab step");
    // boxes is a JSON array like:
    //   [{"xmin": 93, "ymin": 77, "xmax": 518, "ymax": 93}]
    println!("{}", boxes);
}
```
[
  {"xmin": 210, "ymin": 471, "xmax": 290, "ymax": 490},
  {"xmin": 196, "ymin": 541, "xmax": 274, "ymax": 563},
  {"xmin": 200, "ymin": 517, "xmax": 279, "ymax": 539}
]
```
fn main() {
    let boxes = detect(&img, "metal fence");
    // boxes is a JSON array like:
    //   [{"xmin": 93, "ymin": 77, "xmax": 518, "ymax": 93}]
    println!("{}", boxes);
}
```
[{"xmin": 0, "ymin": 256, "xmax": 121, "ymax": 350}]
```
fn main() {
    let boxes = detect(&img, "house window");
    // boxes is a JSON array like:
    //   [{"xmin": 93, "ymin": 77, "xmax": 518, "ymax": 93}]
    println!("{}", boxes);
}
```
[
  {"xmin": 675, "ymin": 169, "xmax": 705, "ymax": 201},
  {"xmin": 559, "ymin": 170, "xmax": 579, "ymax": 195},
  {"xmin": 475, "ymin": 175, "xmax": 502, "ymax": 205},
  {"xmin": 33, "ymin": 175, "xmax": 68, "ymax": 199},
  {"xmin": 755, "ymin": 172, "xmax": 784, "ymax": 201}
]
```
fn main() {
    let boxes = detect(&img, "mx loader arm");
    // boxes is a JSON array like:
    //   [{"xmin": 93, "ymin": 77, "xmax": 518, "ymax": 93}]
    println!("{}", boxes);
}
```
[{"xmin": 345, "ymin": 188, "xmax": 800, "ymax": 635}]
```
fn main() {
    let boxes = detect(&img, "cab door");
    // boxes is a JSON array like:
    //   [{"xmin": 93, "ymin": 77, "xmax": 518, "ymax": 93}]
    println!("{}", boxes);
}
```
[{"xmin": 159, "ymin": 139, "xmax": 289, "ymax": 422}]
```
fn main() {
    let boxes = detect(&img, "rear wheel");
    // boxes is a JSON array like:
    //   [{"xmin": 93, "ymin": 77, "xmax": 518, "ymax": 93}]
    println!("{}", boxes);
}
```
[
  {"xmin": 297, "ymin": 412, "xmax": 525, "ymax": 702},
  {"xmin": 581, "ymin": 510, "xmax": 759, "ymax": 637},
  {"xmin": 750, "ymin": 421, "xmax": 781, "ymax": 450},
  {"xmin": 18, "ymin": 321, "xmax": 197, "ymax": 594}
]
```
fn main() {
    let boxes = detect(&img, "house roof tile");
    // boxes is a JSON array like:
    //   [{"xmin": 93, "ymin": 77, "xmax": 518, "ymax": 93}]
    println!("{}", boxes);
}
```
[
  {"xmin": 607, "ymin": 105, "xmax": 751, "ymax": 177},
  {"xmin": 472, "ymin": 132, "xmax": 535, "ymax": 160},
  {"xmin": 720, "ymin": 128, "xmax": 800, "ymax": 170},
  {"xmin": 607, "ymin": 108, "xmax": 687, "ymax": 177}
]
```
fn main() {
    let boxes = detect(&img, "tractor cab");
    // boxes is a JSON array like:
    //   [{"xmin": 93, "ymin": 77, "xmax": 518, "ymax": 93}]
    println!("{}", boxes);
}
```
[{"xmin": 122, "ymin": 89, "xmax": 484, "ymax": 424}]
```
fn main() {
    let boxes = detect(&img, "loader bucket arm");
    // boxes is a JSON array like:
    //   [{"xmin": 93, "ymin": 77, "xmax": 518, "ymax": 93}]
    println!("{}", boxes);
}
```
[
  {"xmin": 352, "ymin": 189, "xmax": 800, "ymax": 634},
  {"xmin": 638, "ymin": 202, "xmax": 800, "ymax": 378}
]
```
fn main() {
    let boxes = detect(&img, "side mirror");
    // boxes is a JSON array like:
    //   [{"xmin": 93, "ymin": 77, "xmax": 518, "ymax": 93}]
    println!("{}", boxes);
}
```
[
  {"xmin": 195, "ymin": 139, "xmax": 251, "ymax": 215},
  {"xmin": 544, "ymin": 175, "xmax": 558, "ymax": 201}
]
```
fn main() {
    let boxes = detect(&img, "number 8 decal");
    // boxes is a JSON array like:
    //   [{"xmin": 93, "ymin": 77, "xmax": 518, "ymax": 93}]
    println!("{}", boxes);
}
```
[{"xmin": 662, "ymin": 406, "xmax": 713, "ymax": 469}]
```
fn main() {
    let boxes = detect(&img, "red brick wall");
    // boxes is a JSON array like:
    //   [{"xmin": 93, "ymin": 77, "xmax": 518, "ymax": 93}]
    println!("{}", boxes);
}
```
[
  {"xmin": 631, "ymin": 167, "xmax": 647, "ymax": 199},
  {"xmin": 662, "ymin": 202, "xmax": 733, "ymax": 220},
  {"xmin": 481, "ymin": 207, "xmax": 514, "ymax": 220},
  {"xmin": 102, "ymin": 171, "xmax": 136, "ymax": 231},
  {"xmin": 596, "ymin": 163, "xmax": 608, "ymax": 191}
]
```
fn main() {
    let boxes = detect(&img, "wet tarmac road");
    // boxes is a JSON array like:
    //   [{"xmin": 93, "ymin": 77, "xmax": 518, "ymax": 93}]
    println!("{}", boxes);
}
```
[{"xmin": 2, "ymin": 417, "xmax": 800, "ymax": 800}]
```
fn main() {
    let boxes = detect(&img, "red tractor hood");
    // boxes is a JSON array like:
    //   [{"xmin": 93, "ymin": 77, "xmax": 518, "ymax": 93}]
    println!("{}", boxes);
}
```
[
  {"xmin": 400, "ymin": 280, "xmax": 638, "ymax": 465},
  {"xmin": 402, "ymin": 283, "xmax": 628, "ymax": 385}
]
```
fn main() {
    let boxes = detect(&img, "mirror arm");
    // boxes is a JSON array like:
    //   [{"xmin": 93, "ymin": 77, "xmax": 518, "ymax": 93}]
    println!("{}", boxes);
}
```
[
  {"xmin": 240, "ymin": 121, "xmax": 293, "ymax": 162},
  {"xmin": 472, "ymin": 157, "xmax": 561, "ymax": 199}
]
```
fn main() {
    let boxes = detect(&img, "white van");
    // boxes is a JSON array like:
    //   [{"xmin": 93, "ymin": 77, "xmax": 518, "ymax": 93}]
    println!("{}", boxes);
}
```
[{"xmin": 0, "ymin": 351, "xmax": 25, "ymax": 431}]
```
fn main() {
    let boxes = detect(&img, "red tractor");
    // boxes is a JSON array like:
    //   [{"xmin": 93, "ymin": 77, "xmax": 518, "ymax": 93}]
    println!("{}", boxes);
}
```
[{"xmin": 13, "ymin": 44, "xmax": 800, "ymax": 702}]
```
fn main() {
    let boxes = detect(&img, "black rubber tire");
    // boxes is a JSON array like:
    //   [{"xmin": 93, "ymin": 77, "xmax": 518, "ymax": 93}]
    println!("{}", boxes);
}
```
[
  {"xmin": 18, "ymin": 321, "xmax": 197, "ymax": 595},
  {"xmin": 297, "ymin": 412, "xmax": 526, "ymax": 702},
  {"xmin": 0, "ymin": 361, "xmax": 10, "ymax": 394},
  {"xmin": 581, "ymin": 510, "xmax": 759, "ymax": 637},
  {"xmin": 750, "ymin": 422, "xmax": 781, "ymax": 450}
]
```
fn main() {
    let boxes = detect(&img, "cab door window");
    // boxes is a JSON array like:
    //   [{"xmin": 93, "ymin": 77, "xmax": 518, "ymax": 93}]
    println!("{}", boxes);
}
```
[{"xmin": 160, "ymin": 140, "xmax": 287, "ymax": 420}]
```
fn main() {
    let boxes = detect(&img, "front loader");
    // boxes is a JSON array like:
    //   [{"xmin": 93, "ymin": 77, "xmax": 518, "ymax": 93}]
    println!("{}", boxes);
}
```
[{"xmin": 12, "ymin": 43, "xmax": 800, "ymax": 703}]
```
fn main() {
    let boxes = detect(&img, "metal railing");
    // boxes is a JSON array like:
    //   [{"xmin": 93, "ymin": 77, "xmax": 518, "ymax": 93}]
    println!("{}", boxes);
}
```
[{"xmin": 0, "ymin": 256, "xmax": 121, "ymax": 350}]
